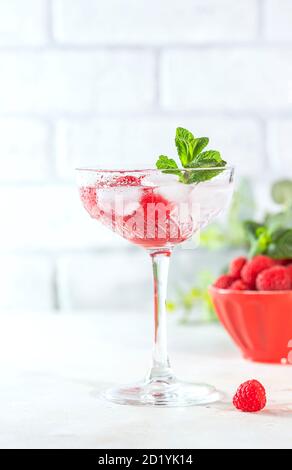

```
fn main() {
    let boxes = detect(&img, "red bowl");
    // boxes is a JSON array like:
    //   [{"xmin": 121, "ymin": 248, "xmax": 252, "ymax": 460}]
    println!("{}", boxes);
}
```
[{"xmin": 209, "ymin": 287, "xmax": 292, "ymax": 364}]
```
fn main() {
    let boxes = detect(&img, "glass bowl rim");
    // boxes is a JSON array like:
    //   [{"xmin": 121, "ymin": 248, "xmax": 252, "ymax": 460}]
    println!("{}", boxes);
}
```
[{"xmin": 75, "ymin": 166, "xmax": 235, "ymax": 173}]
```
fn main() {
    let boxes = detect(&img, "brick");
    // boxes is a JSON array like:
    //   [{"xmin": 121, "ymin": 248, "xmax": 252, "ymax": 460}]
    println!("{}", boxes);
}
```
[
  {"xmin": 0, "ymin": 255, "xmax": 53, "ymax": 311},
  {"xmin": 0, "ymin": 119, "xmax": 50, "ymax": 182},
  {"xmin": 266, "ymin": 119, "xmax": 292, "ymax": 172},
  {"xmin": 53, "ymin": 0, "xmax": 258, "ymax": 45},
  {"xmin": 0, "ymin": 185, "xmax": 126, "ymax": 251},
  {"xmin": 57, "ymin": 251, "xmax": 152, "ymax": 310},
  {"xmin": 0, "ymin": 51, "xmax": 155, "ymax": 113},
  {"xmin": 264, "ymin": 0, "xmax": 292, "ymax": 41},
  {"xmin": 161, "ymin": 49, "xmax": 292, "ymax": 111},
  {"xmin": 0, "ymin": 0, "xmax": 47, "ymax": 46},
  {"xmin": 56, "ymin": 117, "xmax": 262, "ymax": 179},
  {"xmin": 56, "ymin": 248, "xmax": 240, "ymax": 312}
]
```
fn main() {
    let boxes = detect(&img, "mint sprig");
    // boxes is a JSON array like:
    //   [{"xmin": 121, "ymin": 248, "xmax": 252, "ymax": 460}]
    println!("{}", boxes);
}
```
[
  {"xmin": 244, "ymin": 221, "xmax": 292, "ymax": 259},
  {"xmin": 242, "ymin": 179, "xmax": 292, "ymax": 259},
  {"xmin": 156, "ymin": 127, "xmax": 226, "ymax": 184},
  {"xmin": 156, "ymin": 155, "xmax": 180, "ymax": 175}
]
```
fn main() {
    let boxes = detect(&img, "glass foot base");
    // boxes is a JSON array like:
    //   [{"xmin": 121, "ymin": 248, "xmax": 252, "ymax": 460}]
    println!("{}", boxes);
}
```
[{"xmin": 103, "ymin": 379, "xmax": 222, "ymax": 407}]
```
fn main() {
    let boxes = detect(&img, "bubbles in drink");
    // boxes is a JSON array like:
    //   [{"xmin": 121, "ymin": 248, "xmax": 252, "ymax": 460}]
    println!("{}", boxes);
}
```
[{"xmin": 79, "ymin": 170, "xmax": 233, "ymax": 249}]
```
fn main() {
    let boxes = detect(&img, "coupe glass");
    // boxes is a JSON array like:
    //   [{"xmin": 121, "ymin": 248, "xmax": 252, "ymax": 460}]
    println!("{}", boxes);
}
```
[{"xmin": 76, "ymin": 167, "xmax": 234, "ymax": 406}]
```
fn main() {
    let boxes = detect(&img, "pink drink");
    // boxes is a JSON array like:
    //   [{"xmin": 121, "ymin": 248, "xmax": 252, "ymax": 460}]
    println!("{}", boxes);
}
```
[
  {"xmin": 80, "ymin": 174, "xmax": 197, "ymax": 248},
  {"xmin": 79, "ymin": 171, "xmax": 232, "ymax": 249}
]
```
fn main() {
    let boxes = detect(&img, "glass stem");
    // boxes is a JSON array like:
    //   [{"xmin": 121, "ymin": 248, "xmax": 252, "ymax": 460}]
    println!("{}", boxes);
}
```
[{"xmin": 148, "ymin": 249, "xmax": 175, "ymax": 383}]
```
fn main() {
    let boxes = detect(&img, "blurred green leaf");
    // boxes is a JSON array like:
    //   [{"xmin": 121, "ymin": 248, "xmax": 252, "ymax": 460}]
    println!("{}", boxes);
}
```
[
  {"xmin": 166, "ymin": 300, "xmax": 176, "ymax": 312},
  {"xmin": 199, "ymin": 225, "xmax": 226, "ymax": 250},
  {"xmin": 267, "ymin": 229, "xmax": 292, "ymax": 258},
  {"xmin": 271, "ymin": 180, "xmax": 292, "ymax": 208},
  {"xmin": 168, "ymin": 271, "xmax": 217, "ymax": 324},
  {"xmin": 265, "ymin": 208, "xmax": 292, "ymax": 233}
]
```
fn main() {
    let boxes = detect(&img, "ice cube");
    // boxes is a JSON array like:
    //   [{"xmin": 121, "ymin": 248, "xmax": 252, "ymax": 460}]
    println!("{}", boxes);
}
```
[
  {"xmin": 98, "ymin": 187, "xmax": 141, "ymax": 217},
  {"xmin": 190, "ymin": 181, "xmax": 233, "ymax": 222},
  {"xmin": 142, "ymin": 172, "xmax": 179, "ymax": 188},
  {"xmin": 155, "ymin": 182, "xmax": 191, "ymax": 204}
]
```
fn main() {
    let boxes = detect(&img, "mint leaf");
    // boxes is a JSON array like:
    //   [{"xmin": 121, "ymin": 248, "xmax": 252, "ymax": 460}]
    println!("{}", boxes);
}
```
[
  {"xmin": 184, "ymin": 168, "xmax": 221, "ymax": 184},
  {"xmin": 193, "ymin": 150, "xmax": 223, "ymax": 166},
  {"xmin": 243, "ymin": 219, "xmax": 292, "ymax": 259},
  {"xmin": 244, "ymin": 221, "xmax": 263, "ymax": 239},
  {"xmin": 190, "ymin": 138, "xmax": 209, "ymax": 159},
  {"xmin": 175, "ymin": 128, "xmax": 209, "ymax": 166},
  {"xmin": 243, "ymin": 221, "xmax": 270, "ymax": 257},
  {"xmin": 268, "ymin": 229, "xmax": 292, "ymax": 258},
  {"xmin": 156, "ymin": 127, "xmax": 227, "ymax": 184},
  {"xmin": 253, "ymin": 228, "xmax": 272, "ymax": 256},
  {"xmin": 156, "ymin": 155, "xmax": 182, "ymax": 176},
  {"xmin": 216, "ymin": 177, "xmax": 292, "ymax": 260},
  {"xmin": 175, "ymin": 127, "xmax": 195, "ymax": 166},
  {"xmin": 185, "ymin": 151, "xmax": 226, "ymax": 184}
]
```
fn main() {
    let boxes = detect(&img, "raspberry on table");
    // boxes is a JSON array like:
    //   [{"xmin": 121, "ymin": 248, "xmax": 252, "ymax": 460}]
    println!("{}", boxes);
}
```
[
  {"xmin": 241, "ymin": 255, "xmax": 276, "ymax": 289},
  {"xmin": 256, "ymin": 266, "xmax": 291, "ymax": 291},
  {"xmin": 213, "ymin": 274, "xmax": 236, "ymax": 289},
  {"xmin": 233, "ymin": 379, "xmax": 266, "ymax": 412},
  {"xmin": 229, "ymin": 256, "xmax": 247, "ymax": 279},
  {"xmin": 229, "ymin": 279, "xmax": 249, "ymax": 291}
]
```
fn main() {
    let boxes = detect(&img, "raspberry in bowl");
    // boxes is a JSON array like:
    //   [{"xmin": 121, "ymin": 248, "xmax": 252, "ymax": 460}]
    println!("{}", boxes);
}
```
[{"xmin": 209, "ymin": 255, "xmax": 292, "ymax": 363}]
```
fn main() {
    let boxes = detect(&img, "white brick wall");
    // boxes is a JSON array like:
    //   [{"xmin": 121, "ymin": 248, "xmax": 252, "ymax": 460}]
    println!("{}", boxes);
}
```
[
  {"xmin": 53, "ymin": 0, "xmax": 258, "ymax": 45},
  {"xmin": 57, "ymin": 249, "xmax": 236, "ymax": 311},
  {"xmin": 0, "ymin": 0, "xmax": 291, "ymax": 312},
  {"xmin": 0, "ymin": 51, "xmax": 155, "ymax": 113},
  {"xmin": 57, "ymin": 251, "xmax": 152, "ymax": 311},
  {"xmin": 264, "ymin": 0, "xmax": 292, "ymax": 41},
  {"xmin": 56, "ymin": 117, "xmax": 262, "ymax": 179},
  {"xmin": 161, "ymin": 48, "xmax": 292, "ymax": 111},
  {"xmin": 267, "ymin": 120, "xmax": 292, "ymax": 174},
  {"xmin": 0, "ymin": 255, "xmax": 54, "ymax": 311},
  {"xmin": 0, "ymin": 119, "xmax": 50, "ymax": 182},
  {"xmin": 0, "ymin": 0, "xmax": 48, "ymax": 46}
]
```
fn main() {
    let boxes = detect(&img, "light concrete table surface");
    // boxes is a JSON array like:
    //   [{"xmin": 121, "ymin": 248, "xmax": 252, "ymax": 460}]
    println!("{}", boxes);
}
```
[{"xmin": 0, "ymin": 312, "xmax": 291, "ymax": 449}]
